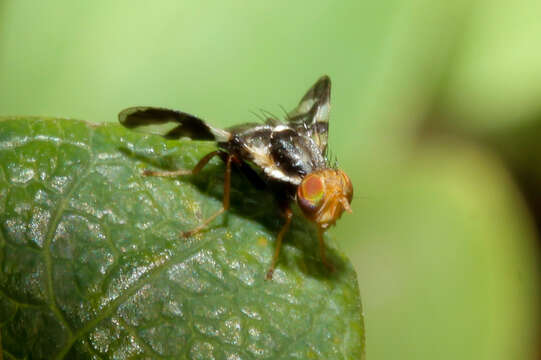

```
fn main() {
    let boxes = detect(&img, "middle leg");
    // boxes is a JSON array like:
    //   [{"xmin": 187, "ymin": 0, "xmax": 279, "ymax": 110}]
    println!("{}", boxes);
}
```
[{"xmin": 265, "ymin": 207, "xmax": 293, "ymax": 280}]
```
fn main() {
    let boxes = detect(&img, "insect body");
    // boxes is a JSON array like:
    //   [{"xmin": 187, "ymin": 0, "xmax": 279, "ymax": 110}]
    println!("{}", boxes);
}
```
[{"xmin": 119, "ymin": 76, "xmax": 353, "ymax": 279}]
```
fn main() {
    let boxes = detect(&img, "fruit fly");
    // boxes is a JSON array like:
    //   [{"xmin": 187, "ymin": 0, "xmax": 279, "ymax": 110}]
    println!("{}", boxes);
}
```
[{"xmin": 119, "ymin": 76, "xmax": 353, "ymax": 279}]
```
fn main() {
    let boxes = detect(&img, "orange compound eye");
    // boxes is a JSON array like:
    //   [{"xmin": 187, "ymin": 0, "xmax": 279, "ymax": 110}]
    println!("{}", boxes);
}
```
[{"xmin": 297, "ymin": 174, "xmax": 325, "ymax": 215}]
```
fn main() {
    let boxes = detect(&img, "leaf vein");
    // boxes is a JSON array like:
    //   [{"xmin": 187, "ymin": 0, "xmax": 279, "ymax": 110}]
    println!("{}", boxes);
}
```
[
  {"xmin": 116, "ymin": 317, "xmax": 167, "ymax": 359},
  {"xmin": 55, "ymin": 235, "xmax": 216, "ymax": 359},
  {"xmin": 42, "ymin": 129, "xmax": 96, "ymax": 351}
]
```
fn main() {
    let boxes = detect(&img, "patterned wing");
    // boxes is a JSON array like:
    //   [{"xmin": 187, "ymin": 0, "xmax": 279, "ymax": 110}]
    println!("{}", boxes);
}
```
[
  {"xmin": 118, "ymin": 106, "xmax": 230, "ymax": 141},
  {"xmin": 287, "ymin": 76, "xmax": 331, "ymax": 154}
]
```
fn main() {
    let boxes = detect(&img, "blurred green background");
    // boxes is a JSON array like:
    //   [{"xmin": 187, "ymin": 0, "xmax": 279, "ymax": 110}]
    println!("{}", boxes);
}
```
[{"xmin": 1, "ymin": 1, "xmax": 540, "ymax": 359}]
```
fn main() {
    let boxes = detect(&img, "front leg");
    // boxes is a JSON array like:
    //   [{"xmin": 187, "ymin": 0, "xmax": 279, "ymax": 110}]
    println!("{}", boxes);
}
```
[{"xmin": 317, "ymin": 227, "xmax": 335, "ymax": 273}]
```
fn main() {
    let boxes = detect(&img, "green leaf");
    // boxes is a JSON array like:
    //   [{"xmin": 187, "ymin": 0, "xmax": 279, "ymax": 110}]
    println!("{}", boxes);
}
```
[{"xmin": 0, "ymin": 117, "xmax": 364, "ymax": 359}]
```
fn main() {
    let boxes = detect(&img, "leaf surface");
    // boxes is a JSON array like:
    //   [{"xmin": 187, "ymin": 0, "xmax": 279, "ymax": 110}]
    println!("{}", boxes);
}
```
[{"xmin": 0, "ymin": 117, "xmax": 364, "ymax": 359}]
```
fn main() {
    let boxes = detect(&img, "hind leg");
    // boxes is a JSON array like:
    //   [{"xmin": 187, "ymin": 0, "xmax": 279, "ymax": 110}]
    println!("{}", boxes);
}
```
[
  {"xmin": 142, "ymin": 150, "xmax": 221, "ymax": 177},
  {"xmin": 182, "ymin": 153, "xmax": 233, "ymax": 237},
  {"xmin": 142, "ymin": 150, "xmax": 231, "ymax": 236}
]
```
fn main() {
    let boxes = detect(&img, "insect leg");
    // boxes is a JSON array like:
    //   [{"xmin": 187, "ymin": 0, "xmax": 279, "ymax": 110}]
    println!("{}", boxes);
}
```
[
  {"xmin": 143, "ymin": 150, "xmax": 221, "ymax": 177},
  {"xmin": 182, "ymin": 154, "xmax": 233, "ymax": 237},
  {"xmin": 265, "ymin": 208, "xmax": 293, "ymax": 280},
  {"xmin": 318, "ymin": 228, "xmax": 335, "ymax": 272}
]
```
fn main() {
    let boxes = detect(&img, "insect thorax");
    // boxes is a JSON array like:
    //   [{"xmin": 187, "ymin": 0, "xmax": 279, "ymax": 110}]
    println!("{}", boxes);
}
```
[{"xmin": 220, "ymin": 124, "xmax": 326, "ymax": 186}]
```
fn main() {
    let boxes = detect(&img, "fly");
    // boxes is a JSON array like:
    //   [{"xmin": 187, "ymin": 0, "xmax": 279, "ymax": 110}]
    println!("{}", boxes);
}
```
[{"xmin": 119, "ymin": 76, "xmax": 353, "ymax": 279}]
